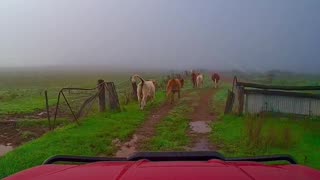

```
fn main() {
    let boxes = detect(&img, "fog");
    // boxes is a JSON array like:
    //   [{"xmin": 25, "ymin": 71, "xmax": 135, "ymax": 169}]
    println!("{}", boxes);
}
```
[{"xmin": 0, "ymin": 0, "xmax": 319, "ymax": 73}]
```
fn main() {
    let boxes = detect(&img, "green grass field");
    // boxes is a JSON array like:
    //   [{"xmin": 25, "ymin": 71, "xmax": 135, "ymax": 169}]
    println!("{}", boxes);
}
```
[
  {"xmin": 210, "ymin": 82, "xmax": 320, "ymax": 170},
  {"xmin": 0, "ymin": 70, "xmax": 162, "ymax": 115},
  {"xmin": 1, "ymin": 70, "xmax": 320, "ymax": 178},
  {"xmin": 0, "ymin": 92, "xmax": 166, "ymax": 178},
  {"xmin": 249, "ymin": 73, "xmax": 320, "ymax": 86},
  {"xmin": 211, "ymin": 115, "xmax": 320, "ymax": 169},
  {"xmin": 0, "ymin": 69, "xmax": 168, "ymax": 178}
]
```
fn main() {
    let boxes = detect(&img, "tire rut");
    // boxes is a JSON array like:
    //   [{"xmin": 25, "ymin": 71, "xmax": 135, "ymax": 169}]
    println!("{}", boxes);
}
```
[
  {"xmin": 115, "ymin": 101, "xmax": 175, "ymax": 157},
  {"xmin": 187, "ymin": 88, "xmax": 217, "ymax": 151}
]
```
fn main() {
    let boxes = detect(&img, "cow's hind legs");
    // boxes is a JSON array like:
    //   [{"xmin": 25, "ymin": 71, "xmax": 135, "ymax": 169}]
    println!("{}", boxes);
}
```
[{"xmin": 171, "ymin": 93, "xmax": 174, "ymax": 104}]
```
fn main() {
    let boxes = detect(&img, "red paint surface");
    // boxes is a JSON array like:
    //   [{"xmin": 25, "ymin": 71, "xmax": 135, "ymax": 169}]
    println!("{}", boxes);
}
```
[{"xmin": 6, "ymin": 160, "xmax": 320, "ymax": 180}]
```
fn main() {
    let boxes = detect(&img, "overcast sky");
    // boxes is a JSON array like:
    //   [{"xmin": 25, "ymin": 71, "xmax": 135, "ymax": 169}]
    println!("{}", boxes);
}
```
[{"xmin": 0, "ymin": 0, "xmax": 319, "ymax": 72}]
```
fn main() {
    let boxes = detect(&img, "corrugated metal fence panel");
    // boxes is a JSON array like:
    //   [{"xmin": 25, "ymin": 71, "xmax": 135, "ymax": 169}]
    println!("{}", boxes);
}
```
[
  {"xmin": 246, "ymin": 94, "xmax": 263, "ymax": 113},
  {"xmin": 310, "ymin": 99, "xmax": 320, "ymax": 116},
  {"xmin": 245, "ymin": 94, "xmax": 320, "ymax": 116}
]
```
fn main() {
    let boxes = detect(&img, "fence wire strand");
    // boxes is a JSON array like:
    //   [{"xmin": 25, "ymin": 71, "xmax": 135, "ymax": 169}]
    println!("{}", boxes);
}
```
[{"xmin": 50, "ymin": 73, "xmax": 186, "ymax": 129}]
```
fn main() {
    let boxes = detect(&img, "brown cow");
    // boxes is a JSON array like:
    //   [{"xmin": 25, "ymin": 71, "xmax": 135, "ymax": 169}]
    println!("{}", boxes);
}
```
[
  {"xmin": 180, "ymin": 78, "xmax": 184, "ymax": 88},
  {"xmin": 166, "ymin": 78, "xmax": 184, "ymax": 104},
  {"xmin": 191, "ymin": 72, "xmax": 199, "ymax": 88},
  {"xmin": 211, "ymin": 73, "xmax": 220, "ymax": 88}
]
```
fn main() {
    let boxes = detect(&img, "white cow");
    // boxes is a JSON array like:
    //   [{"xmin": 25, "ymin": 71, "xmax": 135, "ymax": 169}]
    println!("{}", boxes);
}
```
[
  {"xmin": 196, "ymin": 74, "xmax": 204, "ymax": 88},
  {"xmin": 131, "ymin": 74, "xmax": 156, "ymax": 110}
]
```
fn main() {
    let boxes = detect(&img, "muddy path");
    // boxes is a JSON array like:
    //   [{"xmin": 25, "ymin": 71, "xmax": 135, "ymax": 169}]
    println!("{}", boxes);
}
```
[
  {"xmin": 0, "ymin": 107, "xmax": 69, "ymax": 156},
  {"xmin": 187, "ymin": 88, "xmax": 216, "ymax": 151},
  {"xmin": 115, "ymin": 88, "xmax": 217, "ymax": 157},
  {"xmin": 0, "ymin": 110, "xmax": 50, "ymax": 156},
  {"xmin": 115, "ymin": 101, "xmax": 175, "ymax": 157},
  {"xmin": 0, "ymin": 121, "xmax": 48, "ymax": 156}
]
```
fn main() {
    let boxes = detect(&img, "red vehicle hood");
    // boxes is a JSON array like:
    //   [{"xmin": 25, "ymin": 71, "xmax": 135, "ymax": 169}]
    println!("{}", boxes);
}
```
[{"xmin": 5, "ymin": 160, "xmax": 320, "ymax": 180}]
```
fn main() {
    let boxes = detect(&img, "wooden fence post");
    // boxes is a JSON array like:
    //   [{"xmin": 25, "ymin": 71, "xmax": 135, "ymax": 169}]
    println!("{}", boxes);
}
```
[
  {"xmin": 98, "ymin": 79, "xmax": 106, "ymax": 112},
  {"xmin": 238, "ymin": 86, "xmax": 245, "ymax": 115},
  {"xmin": 224, "ymin": 90, "xmax": 235, "ymax": 114},
  {"xmin": 106, "ymin": 82, "xmax": 120, "ymax": 111},
  {"xmin": 132, "ymin": 82, "xmax": 138, "ymax": 101},
  {"xmin": 44, "ymin": 90, "xmax": 51, "ymax": 130}
]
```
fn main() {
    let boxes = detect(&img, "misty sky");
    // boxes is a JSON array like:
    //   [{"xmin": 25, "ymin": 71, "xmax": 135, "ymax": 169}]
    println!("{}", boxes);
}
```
[{"xmin": 0, "ymin": 0, "xmax": 319, "ymax": 72}]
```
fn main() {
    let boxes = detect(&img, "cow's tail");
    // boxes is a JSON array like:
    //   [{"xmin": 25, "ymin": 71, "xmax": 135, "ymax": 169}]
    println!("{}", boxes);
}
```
[
  {"xmin": 131, "ymin": 74, "xmax": 145, "ymax": 86},
  {"xmin": 131, "ymin": 74, "xmax": 145, "ymax": 99}
]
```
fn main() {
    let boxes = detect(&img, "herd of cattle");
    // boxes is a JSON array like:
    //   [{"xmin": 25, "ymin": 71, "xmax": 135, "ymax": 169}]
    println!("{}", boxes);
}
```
[{"xmin": 131, "ymin": 71, "xmax": 220, "ymax": 109}]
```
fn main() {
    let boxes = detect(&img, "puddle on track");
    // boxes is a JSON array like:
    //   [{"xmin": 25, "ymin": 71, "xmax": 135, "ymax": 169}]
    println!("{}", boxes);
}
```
[
  {"xmin": 115, "ymin": 135, "xmax": 139, "ymax": 157},
  {"xmin": 0, "ymin": 144, "xmax": 13, "ymax": 156},
  {"xmin": 187, "ymin": 89, "xmax": 216, "ymax": 151},
  {"xmin": 190, "ymin": 138, "xmax": 211, "ymax": 151},
  {"xmin": 189, "ymin": 121, "xmax": 211, "ymax": 134}
]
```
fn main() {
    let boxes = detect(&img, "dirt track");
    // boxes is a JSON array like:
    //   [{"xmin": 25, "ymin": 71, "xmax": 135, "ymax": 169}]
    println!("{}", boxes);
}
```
[
  {"xmin": 115, "ymin": 87, "xmax": 217, "ymax": 157},
  {"xmin": 188, "ymin": 88, "xmax": 216, "ymax": 151},
  {"xmin": 115, "ymin": 101, "xmax": 175, "ymax": 157}
]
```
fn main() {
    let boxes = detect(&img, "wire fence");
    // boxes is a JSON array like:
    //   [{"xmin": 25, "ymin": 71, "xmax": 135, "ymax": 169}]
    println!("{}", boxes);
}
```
[
  {"xmin": 47, "ymin": 72, "xmax": 190, "ymax": 129},
  {"xmin": 51, "ymin": 86, "xmax": 99, "ymax": 128}
]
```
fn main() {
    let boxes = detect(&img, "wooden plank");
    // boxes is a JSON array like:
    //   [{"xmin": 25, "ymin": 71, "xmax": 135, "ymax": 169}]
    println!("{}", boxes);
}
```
[
  {"xmin": 224, "ymin": 90, "xmax": 234, "ymax": 114},
  {"xmin": 237, "ymin": 82, "xmax": 320, "ymax": 91},
  {"xmin": 244, "ymin": 89, "xmax": 320, "ymax": 99},
  {"xmin": 238, "ymin": 86, "xmax": 245, "ymax": 115},
  {"xmin": 106, "ymin": 82, "xmax": 120, "ymax": 111},
  {"xmin": 97, "ymin": 79, "xmax": 106, "ymax": 112},
  {"xmin": 44, "ymin": 90, "xmax": 51, "ymax": 130}
]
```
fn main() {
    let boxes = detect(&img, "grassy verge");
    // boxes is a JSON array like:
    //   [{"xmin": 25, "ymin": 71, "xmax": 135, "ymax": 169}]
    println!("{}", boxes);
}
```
[
  {"xmin": 212, "ymin": 83, "xmax": 231, "ymax": 114},
  {"xmin": 211, "ymin": 115, "xmax": 320, "ymax": 169},
  {"xmin": 0, "ymin": 92, "xmax": 166, "ymax": 178},
  {"xmin": 214, "ymin": 84, "xmax": 231, "ymax": 102},
  {"xmin": 210, "ymin": 83, "xmax": 320, "ymax": 169},
  {"xmin": 144, "ymin": 92, "xmax": 197, "ymax": 151}
]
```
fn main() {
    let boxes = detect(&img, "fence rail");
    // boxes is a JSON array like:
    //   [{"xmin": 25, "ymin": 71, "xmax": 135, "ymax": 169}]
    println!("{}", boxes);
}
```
[
  {"xmin": 226, "ymin": 76, "xmax": 320, "ymax": 117},
  {"xmin": 237, "ymin": 82, "xmax": 320, "ymax": 91}
]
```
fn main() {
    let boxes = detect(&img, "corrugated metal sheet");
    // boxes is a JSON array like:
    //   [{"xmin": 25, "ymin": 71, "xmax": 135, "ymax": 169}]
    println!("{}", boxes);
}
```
[
  {"xmin": 245, "ymin": 93, "xmax": 320, "ymax": 116},
  {"xmin": 310, "ymin": 99, "xmax": 320, "ymax": 116}
]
